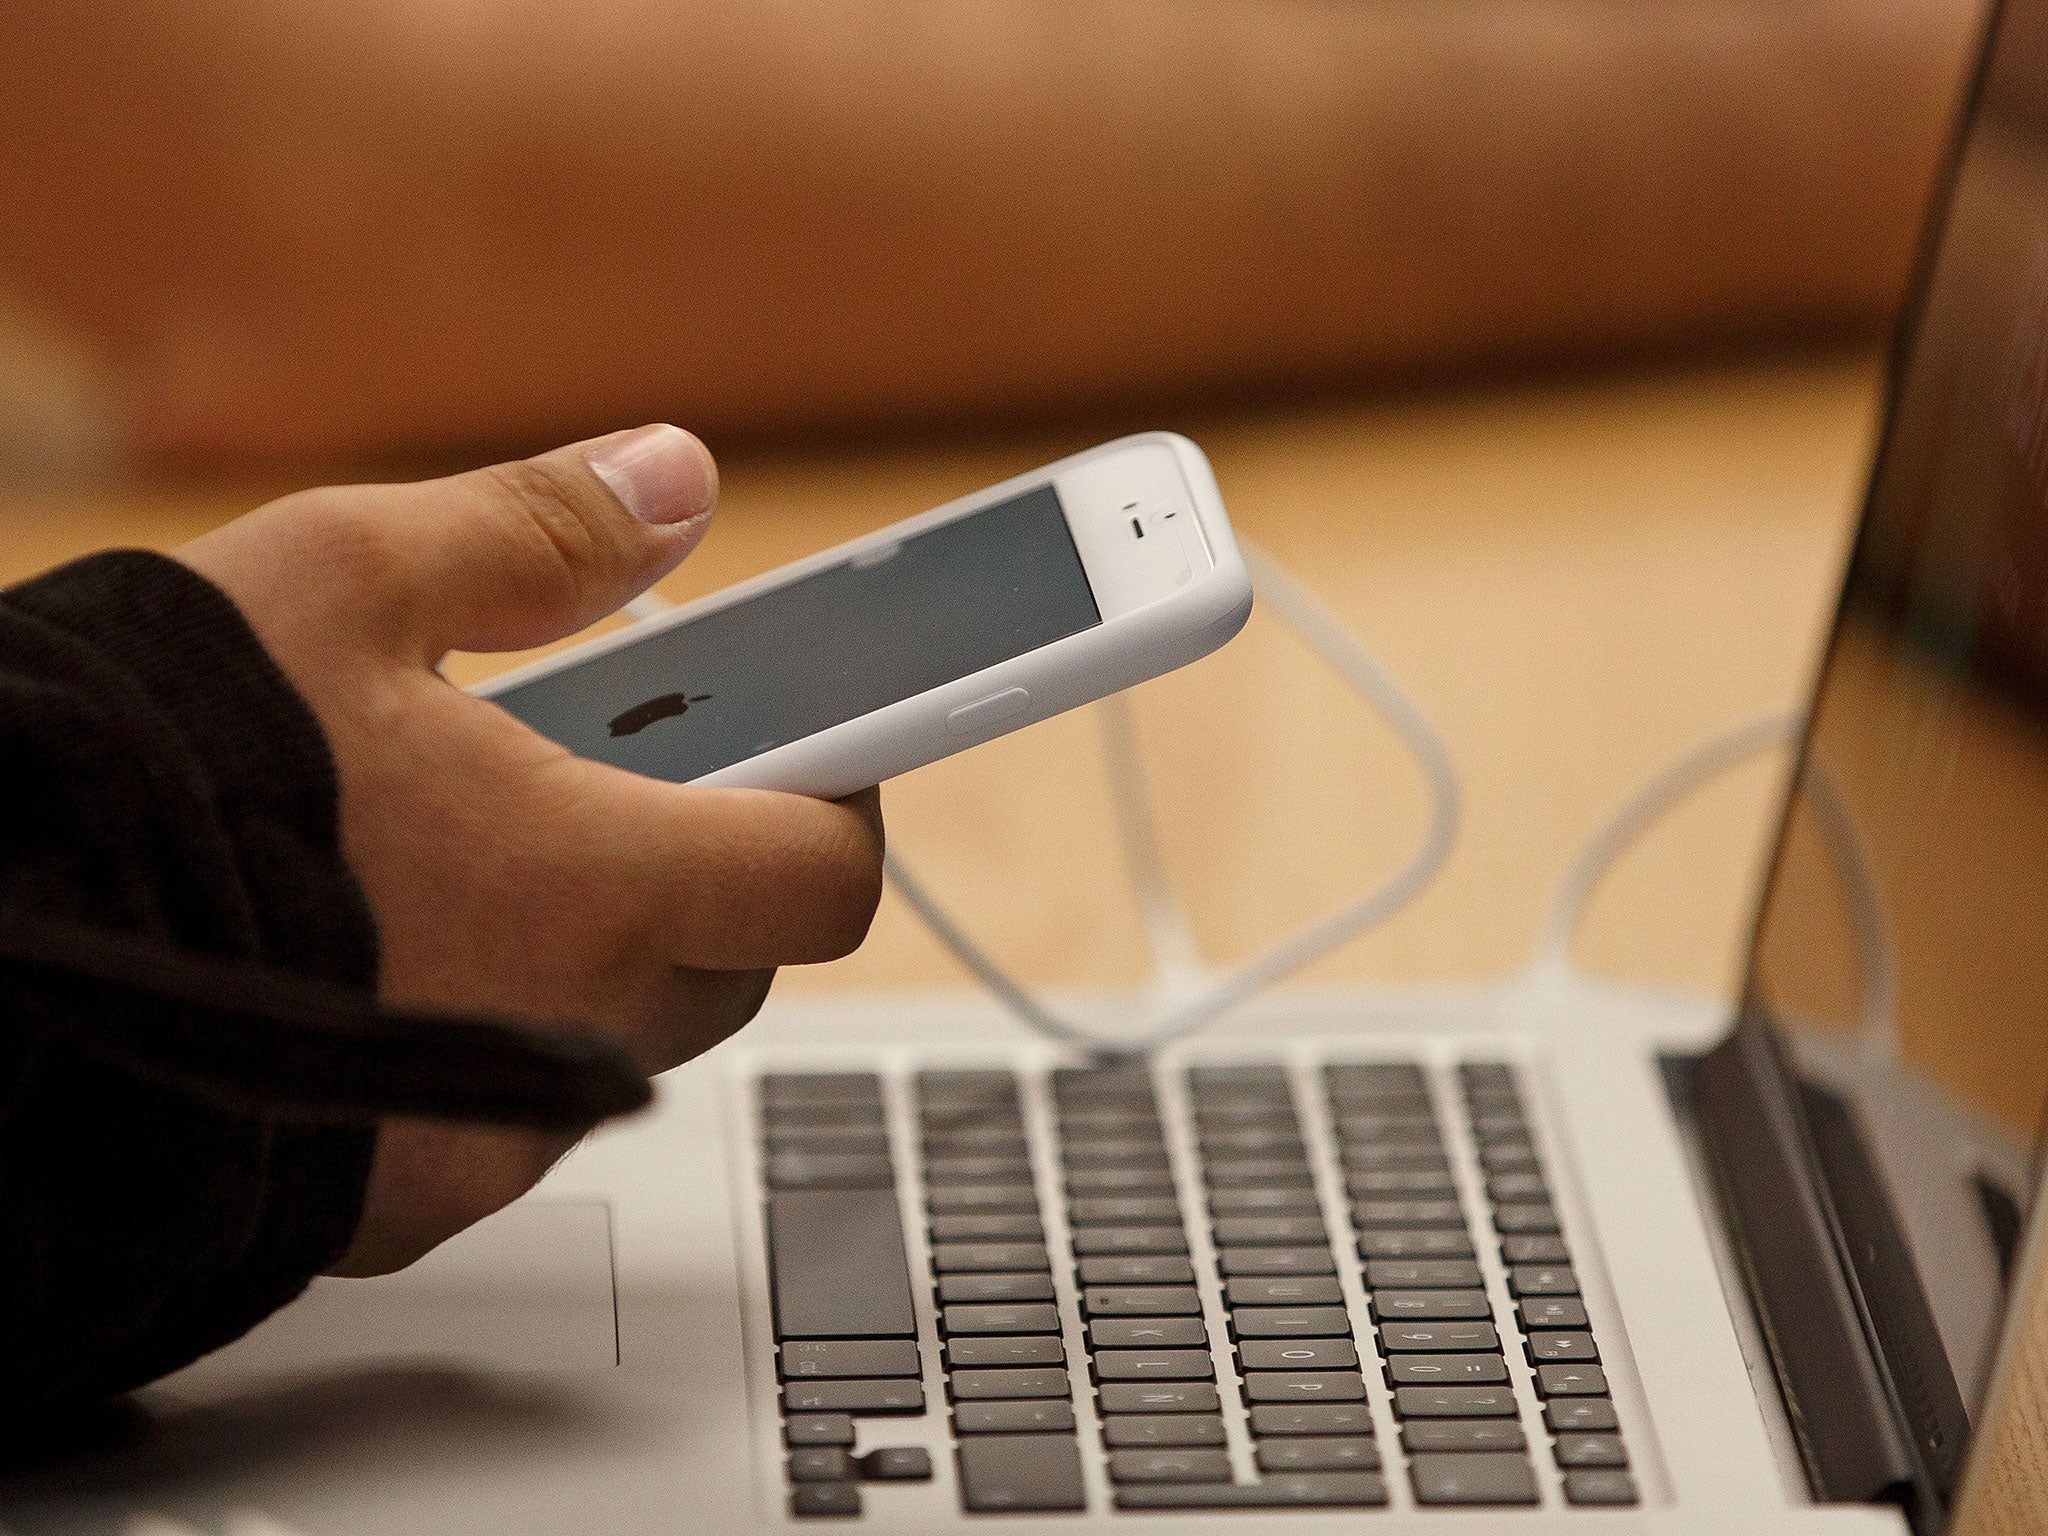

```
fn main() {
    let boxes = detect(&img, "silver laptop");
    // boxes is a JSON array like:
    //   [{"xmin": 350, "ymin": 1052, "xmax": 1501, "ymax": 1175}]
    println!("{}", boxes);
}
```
[{"xmin": 12, "ymin": 3, "xmax": 2048, "ymax": 1532}]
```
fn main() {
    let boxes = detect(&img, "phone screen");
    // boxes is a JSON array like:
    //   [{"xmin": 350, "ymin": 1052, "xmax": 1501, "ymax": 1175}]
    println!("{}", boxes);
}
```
[{"xmin": 490, "ymin": 483, "xmax": 1102, "ymax": 783}]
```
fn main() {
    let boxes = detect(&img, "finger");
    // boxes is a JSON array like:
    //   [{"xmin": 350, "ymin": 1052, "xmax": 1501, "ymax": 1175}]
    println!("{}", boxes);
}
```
[
  {"xmin": 308, "ymin": 424, "xmax": 720, "ymax": 661},
  {"xmin": 630, "ymin": 965, "xmax": 778, "ymax": 1075},
  {"xmin": 554, "ymin": 761, "xmax": 886, "ymax": 972}
]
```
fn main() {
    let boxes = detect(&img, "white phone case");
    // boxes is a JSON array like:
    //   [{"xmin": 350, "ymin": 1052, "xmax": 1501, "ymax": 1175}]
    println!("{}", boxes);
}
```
[{"xmin": 475, "ymin": 432, "xmax": 1253, "ymax": 799}]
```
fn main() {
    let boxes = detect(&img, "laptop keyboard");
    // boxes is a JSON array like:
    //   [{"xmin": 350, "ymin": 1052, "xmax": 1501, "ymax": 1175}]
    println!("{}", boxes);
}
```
[{"xmin": 758, "ymin": 1059, "xmax": 1641, "ymax": 1518}]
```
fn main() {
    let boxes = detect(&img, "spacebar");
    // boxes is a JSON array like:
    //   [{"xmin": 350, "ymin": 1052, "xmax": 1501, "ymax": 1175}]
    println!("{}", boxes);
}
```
[{"xmin": 768, "ymin": 1188, "xmax": 917, "ymax": 1340}]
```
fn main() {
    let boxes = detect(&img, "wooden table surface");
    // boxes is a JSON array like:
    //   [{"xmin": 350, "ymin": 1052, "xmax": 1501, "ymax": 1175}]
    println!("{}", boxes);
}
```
[{"xmin": 10, "ymin": 344, "xmax": 2048, "ymax": 1525}]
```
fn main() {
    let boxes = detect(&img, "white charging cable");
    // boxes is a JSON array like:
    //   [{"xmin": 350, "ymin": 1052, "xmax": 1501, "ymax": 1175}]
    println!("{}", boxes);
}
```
[
  {"xmin": 1526, "ymin": 711, "xmax": 1801, "ymax": 978},
  {"xmin": 885, "ymin": 541, "xmax": 1463, "ymax": 1055}
]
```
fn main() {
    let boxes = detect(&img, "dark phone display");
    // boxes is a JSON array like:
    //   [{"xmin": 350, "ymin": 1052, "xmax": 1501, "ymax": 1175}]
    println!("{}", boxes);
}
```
[
  {"xmin": 1742, "ymin": 0, "xmax": 2048, "ymax": 1439},
  {"xmin": 490, "ymin": 484, "xmax": 1101, "ymax": 783}
]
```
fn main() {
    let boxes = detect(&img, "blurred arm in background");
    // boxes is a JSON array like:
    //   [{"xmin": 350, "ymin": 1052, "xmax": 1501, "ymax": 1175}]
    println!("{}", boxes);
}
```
[{"xmin": 0, "ymin": 0, "xmax": 1982, "ymax": 465}]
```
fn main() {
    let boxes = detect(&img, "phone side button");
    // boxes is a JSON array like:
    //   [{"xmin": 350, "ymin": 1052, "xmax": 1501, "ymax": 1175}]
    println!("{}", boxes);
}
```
[{"xmin": 947, "ymin": 688, "xmax": 1032, "ymax": 734}]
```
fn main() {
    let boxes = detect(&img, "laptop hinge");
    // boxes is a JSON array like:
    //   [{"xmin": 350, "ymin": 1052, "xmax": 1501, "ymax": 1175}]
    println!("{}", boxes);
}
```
[{"xmin": 1687, "ymin": 1022, "xmax": 1924, "ymax": 1519}]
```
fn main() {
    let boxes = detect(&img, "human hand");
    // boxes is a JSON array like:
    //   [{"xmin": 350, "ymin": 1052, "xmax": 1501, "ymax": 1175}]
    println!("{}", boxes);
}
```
[{"xmin": 179, "ymin": 426, "xmax": 884, "ymax": 1274}]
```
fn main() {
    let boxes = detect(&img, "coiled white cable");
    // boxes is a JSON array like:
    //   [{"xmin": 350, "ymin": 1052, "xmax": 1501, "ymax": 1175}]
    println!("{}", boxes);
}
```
[{"xmin": 885, "ymin": 540, "xmax": 1463, "ymax": 1055}]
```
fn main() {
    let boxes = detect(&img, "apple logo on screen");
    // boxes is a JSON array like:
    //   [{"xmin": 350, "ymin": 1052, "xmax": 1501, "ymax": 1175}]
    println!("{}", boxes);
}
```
[{"xmin": 608, "ymin": 693, "xmax": 713, "ymax": 737}]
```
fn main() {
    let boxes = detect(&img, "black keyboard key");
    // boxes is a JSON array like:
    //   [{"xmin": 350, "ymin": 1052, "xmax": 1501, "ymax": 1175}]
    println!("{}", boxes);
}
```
[
  {"xmin": 1077, "ymin": 1255, "xmax": 1194, "ymax": 1285},
  {"xmin": 782, "ymin": 1379, "xmax": 926, "ymax": 1415},
  {"xmin": 787, "ymin": 1447, "xmax": 856, "ymax": 1482},
  {"xmin": 1071, "ymin": 1227, "xmax": 1188, "ymax": 1257},
  {"xmin": 1347, "ymin": 1169, "xmax": 1458, "ymax": 1196},
  {"xmin": 1207, "ymin": 1187, "xmax": 1321, "ymax": 1215},
  {"xmin": 1564, "ymin": 1468, "xmax": 1640, "ymax": 1505},
  {"xmin": 1527, "ymin": 1331, "xmax": 1600, "ymax": 1363},
  {"xmin": 1365, "ymin": 1259, "xmax": 1483, "ymax": 1289},
  {"xmin": 1357, "ymin": 1230, "xmax": 1475, "ymax": 1260},
  {"xmin": 930, "ymin": 1213, "xmax": 1043, "ymax": 1242},
  {"xmin": 1083, "ymin": 1286, "xmax": 1202, "ymax": 1317},
  {"xmin": 945, "ymin": 1336, "xmax": 1065, "ymax": 1369},
  {"xmin": 1055, "ymin": 1108, "xmax": 1161, "ymax": 1133},
  {"xmin": 1198, "ymin": 1129, "xmax": 1306, "ymax": 1155},
  {"xmin": 943, "ymin": 1302, "xmax": 1060, "ymax": 1335},
  {"xmin": 1479, "ymin": 1143, "xmax": 1540, "ymax": 1172},
  {"xmin": 1217, "ymin": 1246, "xmax": 1336, "ymax": 1277},
  {"xmin": 1535, "ymin": 1363, "xmax": 1609, "ymax": 1397},
  {"xmin": 1203, "ymin": 1159, "xmax": 1316, "ymax": 1188},
  {"xmin": 762, "ymin": 1100, "xmax": 884, "ymax": 1128},
  {"xmin": 1249, "ymin": 1403, "xmax": 1374, "ymax": 1435},
  {"xmin": 924, "ymin": 1154, "xmax": 1033, "ymax": 1183},
  {"xmin": 1211, "ymin": 1215, "xmax": 1330, "ymax": 1246},
  {"xmin": 1379, "ymin": 1321, "xmax": 1501, "ymax": 1353},
  {"xmin": 1257, "ymin": 1438, "xmax": 1380, "ymax": 1471},
  {"xmin": 1335, "ymin": 1112, "xmax": 1440, "ymax": 1140},
  {"xmin": 956, "ymin": 1433, "xmax": 1086, "ymax": 1512},
  {"xmin": 926, "ymin": 1184, "xmax": 1039, "ymax": 1213},
  {"xmin": 1089, "ymin": 1317, "xmax": 1209, "ymax": 1349},
  {"xmin": 1091, "ymin": 1349, "xmax": 1213, "ymax": 1382},
  {"xmin": 1401, "ymin": 1419, "xmax": 1526, "ymax": 1452},
  {"xmin": 1555, "ymin": 1432, "xmax": 1629, "ymax": 1467},
  {"xmin": 1065, "ymin": 1166, "xmax": 1174, "ymax": 1194},
  {"xmin": 767, "ymin": 1189, "xmax": 915, "ymax": 1341},
  {"xmin": 1386, "ymin": 1354, "xmax": 1508, "ymax": 1386},
  {"xmin": 1545, "ymin": 1398, "xmax": 1619, "ymax": 1432},
  {"xmin": 1409, "ymin": 1451, "xmax": 1539, "ymax": 1506},
  {"xmin": 1469, "ymin": 1114, "xmax": 1529, "ymax": 1144},
  {"xmin": 1068, "ymin": 1196, "xmax": 1181, "ymax": 1226},
  {"xmin": 1242, "ymin": 1372, "xmax": 1367, "ymax": 1403},
  {"xmin": 1097, "ymin": 1382, "xmax": 1221, "ymax": 1414},
  {"xmin": 789, "ymin": 1483, "xmax": 861, "ymax": 1518},
  {"xmin": 931, "ymin": 1242, "xmax": 1050, "ymax": 1273},
  {"xmin": 954, "ymin": 1400, "xmax": 1076, "ymax": 1434},
  {"xmin": 1232, "ymin": 1305, "xmax": 1353, "ymax": 1339},
  {"xmin": 949, "ymin": 1367, "xmax": 1070, "ymax": 1401},
  {"xmin": 1486, "ymin": 1171, "xmax": 1549, "ymax": 1202},
  {"xmin": 1509, "ymin": 1264, "xmax": 1579, "ymax": 1296},
  {"xmin": 784, "ymin": 1413, "xmax": 856, "ymax": 1447},
  {"xmin": 936, "ymin": 1272, "xmax": 1055, "ymax": 1304},
  {"xmin": 1518, "ymin": 1297, "xmax": 1590, "ymax": 1330},
  {"xmin": 1101, "ymin": 1415, "xmax": 1227, "ymax": 1447},
  {"xmin": 1353, "ymin": 1199, "xmax": 1464, "ymax": 1229},
  {"xmin": 922, "ymin": 1128, "xmax": 1027, "ymax": 1155},
  {"xmin": 1106, "ymin": 1449, "xmax": 1231, "ymax": 1483},
  {"xmin": 1113, "ymin": 1473, "xmax": 1388, "ymax": 1509},
  {"xmin": 1371, "ymin": 1289, "xmax": 1491, "ymax": 1321},
  {"xmin": 1341, "ymin": 1147, "xmax": 1451, "ymax": 1174},
  {"xmin": 763, "ymin": 1071, "xmax": 881, "ymax": 1103},
  {"xmin": 766, "ymin": 1127, "xmax": 890, "ymax": 1154},
  {"xmin": 1224, "ymin": 1275, "xmax": 1343, "ymax": 1306},
  {"xmin": 1325, "ymin": 1063, "xmax": 1427, "ymax": 1094},
  {"xmin": 1238, "ymin": 1338, "xmax": 1358, "ymax": 1371},
  {"xmin": 1061, "ymin": 1142, "xmax": 1168, "ymax": 1167},
  {"xmin": 857, "ymin": 1446, "xmax": 932, "ymax": 1481},
  {"xmin": 1494, "ymin": 1203, "xmax": 1561, "ymax": 1234},
  {"xmin": 1393, "ymin": 1385, "xmax": 1518, "ymax": 1418},
  {"xmin": 779, "ymin": 1339, "xmax": 920, "ymax": 1379},
  {"xmin": 1457, "ymin": 1063, "xmax": 1516, "ymax": 1091},
  {"xmin": 1501, "ymin": 1233, "xmax": 1571, "ymax": 1264},
  {"xmin": 767, "ymin": 1152, "xmax": 894, "ymax": 1190}
]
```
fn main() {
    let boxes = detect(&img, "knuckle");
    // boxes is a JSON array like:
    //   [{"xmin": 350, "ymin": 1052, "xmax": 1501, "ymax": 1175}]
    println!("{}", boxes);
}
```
[
  {"xmin": 275, "ymin": 488, "xmax": 413, "ymax": 620},
  {"xmin": 477, "ymin": 457, "xmax": 617, "ymax": 612}
]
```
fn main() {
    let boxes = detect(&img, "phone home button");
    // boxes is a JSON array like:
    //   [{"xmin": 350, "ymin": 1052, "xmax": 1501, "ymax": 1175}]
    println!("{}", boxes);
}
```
[{"xmin": 946, "ymin": 687, "xmax": 1031, "ymax": 735}]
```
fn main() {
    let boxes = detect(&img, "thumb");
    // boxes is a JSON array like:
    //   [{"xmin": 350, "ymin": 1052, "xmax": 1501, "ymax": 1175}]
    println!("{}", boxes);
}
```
[{"xmin": 384, "ymin": 424, "xmax": 718, "ymax": 658}]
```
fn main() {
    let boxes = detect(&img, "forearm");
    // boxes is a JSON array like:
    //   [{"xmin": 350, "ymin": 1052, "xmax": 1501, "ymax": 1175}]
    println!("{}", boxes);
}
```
[{"xmin": 0, "ymin": 1, "xmax": 1981, "ymax": 460}]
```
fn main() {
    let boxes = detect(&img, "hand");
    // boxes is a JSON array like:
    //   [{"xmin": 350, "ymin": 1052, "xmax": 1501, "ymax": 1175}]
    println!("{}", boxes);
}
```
[{"xmin": 179, "ymin": 426, "xmax": 884, "ymax": 1274}]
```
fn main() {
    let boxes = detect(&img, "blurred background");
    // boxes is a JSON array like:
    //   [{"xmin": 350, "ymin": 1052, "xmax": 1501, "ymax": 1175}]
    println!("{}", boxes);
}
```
[{"xmin": 0, "ymin": 0, "xmax": 1989, "ymax": 1004}]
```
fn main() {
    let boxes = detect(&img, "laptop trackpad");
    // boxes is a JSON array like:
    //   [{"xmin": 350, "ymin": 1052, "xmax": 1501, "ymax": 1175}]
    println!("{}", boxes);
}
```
[{"xmin": 166, "ymin": 1200, "xmax": 619, "ymax": 1386}]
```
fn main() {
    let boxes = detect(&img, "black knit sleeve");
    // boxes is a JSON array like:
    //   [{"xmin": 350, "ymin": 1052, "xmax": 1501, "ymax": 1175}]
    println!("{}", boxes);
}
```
[{"xmin": 0, "ymin": 551, "xmax": 648, "ymax": 1411}]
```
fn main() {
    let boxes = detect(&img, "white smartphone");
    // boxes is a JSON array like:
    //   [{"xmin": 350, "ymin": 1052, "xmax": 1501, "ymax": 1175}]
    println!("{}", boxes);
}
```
[{"xmin": 477, "ymin": 432, "xmax": 1252, "ymax": 799}]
